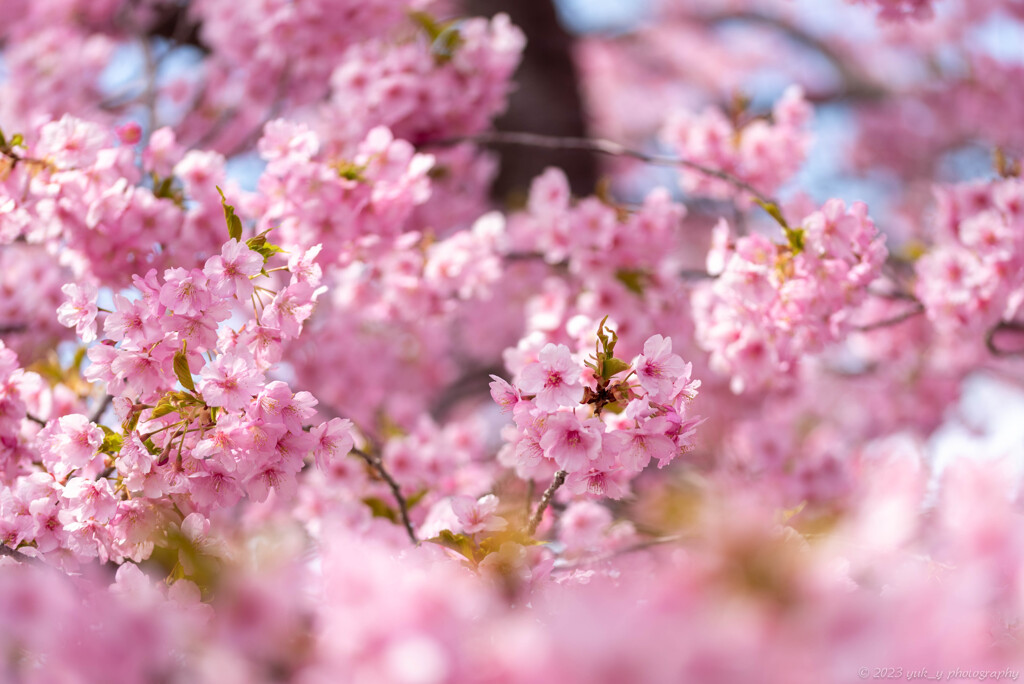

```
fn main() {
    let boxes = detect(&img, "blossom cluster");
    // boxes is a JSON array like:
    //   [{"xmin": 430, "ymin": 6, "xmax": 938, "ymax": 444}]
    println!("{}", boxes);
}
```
[
  {"xmin": 660, "ymin": 86, "xmax": 812, "ymax": 202},
  {"xmin": 851, "ymin": 0, "xmax": 936, "ymax": 21},
  {"xmin": 3, "ymin": 450, "xmax": 1023, "ymax": 683},
  {"xmin": 499, "ymin": 167, "xmax": 695, "ymax": 368},
  {"xmin": 3, "ymin": 0, "xmax": 1024, "ymax": 680},
  {"xmin": 321, "ymin": 13, "xmax": 525, "ymax": 153},
  {"xmin": 0, "ymin": 227, "xmax": 356, "ymax": 567},
  {"xmin": 193, "ymin": 0, "xmax": 428, "ymax": 105},
  {"xmin": 693, "ymin": 200, "xmax": 888, "ymax": 392},
  {"xmin": 255, "ymin": 121, "xmax": 434, "ymax": 265},
  {"xmin": 491, "ymin": 326, "xmax": 701, "ymax": 500},
  {"xmin": 915, "ymin": 178, "xmax": 1024, "ymax": 337}
]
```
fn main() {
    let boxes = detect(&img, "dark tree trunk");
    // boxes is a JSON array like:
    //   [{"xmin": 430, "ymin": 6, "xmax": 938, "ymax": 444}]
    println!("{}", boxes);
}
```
[{"xmin": 462, "ymin": 0, "xmax": 598, "ymax": 202}]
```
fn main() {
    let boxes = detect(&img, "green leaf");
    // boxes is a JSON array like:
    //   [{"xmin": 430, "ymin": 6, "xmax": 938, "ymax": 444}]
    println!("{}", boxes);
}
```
[
  {"xmin": 615, "ymin": 269, "xmax": 647, "ymax": 296},
  {"xmin": 246, "ymin": 229, "xmax": 286, "ymax": 262},
  {"xmin": 425, "ymin": 529, "xmax": 477, "ymax": 562},
  {"xmin": 122, "ymin": 409, "xmax": 140, "ymax": 434},
  {"xmin": 216, "ymin": 186, "xmax": 244, "ymax": 242},
  {"xmin": 71, "ymin": 346, "xmax": 88, "ymax": 371},
  {"xmin": 362, "ymin": 497, "xmax": 398, "ymax": 523},
  {"xmin": 406, "ymin": 489, "xmax": 429, "ymax": 510},
  {"xmin": 408, "ymin": 10, "xmax": 462, "ymax": 64},
  {"xmin": 100, "ymin": 431, "xmax": 123, "ymax": 455},
  {"xmin": 754, "ymin": 198, "xmax": 790, "ymax": 230},
  {"xmin": 249, "ymin": 240, "xmax": 285, "ymax": 261},
  {"xmin": 9, "ymin": 134, "xmax": 22, "ymax": 148},
  {"xmin": 430, "ymin": 26, "xmax": 462, "ymax": 63},
  {"xmin": 784, "ymin": 227, "xmax": 805, "ymax": 254},
  {"xmin": 601, "ymin": 356, "xmax": 631, "ymax": 380},
  {"xmin": 332, "ymin": 161, "xmax": 367, "ymax": 181},
  {"xmin": 156, "ymin": 176, "xmax": 174, "ymax": 199},
  {"xmin": 151, "ymin": 396, "xmax": 179, "ymax": 419},
  {"xmin": 478, "ymin": 529, "xmax": 543, "ymax": 557},
  {"xmin": 172, "ymin": 341, "xmax": 196, "ymax": 392},
  {"xmin": 409, "ymin": 10, "xmax": 444, "ymax": 40}
]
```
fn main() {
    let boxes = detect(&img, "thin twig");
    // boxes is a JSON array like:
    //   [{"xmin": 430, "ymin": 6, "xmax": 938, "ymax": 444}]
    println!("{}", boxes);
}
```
[
  {"xmin": 680, "ymin": 268, "xmax": 715, "ymax": 280},
  {"xmin": 553, "ymin": 534, "xmax": 685, "ymax": 572},
  {"xmin": 854, "ymin": 303, "xmax": 925, "ymax": 332},
  {"xmin": 524, "ymin": 479, "xmax": 535, "ymax": 525},
  {"xmin": 140, "ymin": 36, "xmax": 160, "ymax": 133},
  {"xmin": 526, "ymin": 470, "xmax": 567, "ymax": 536},
  {"xmin": 0, "ymin": 544, "xmax": 43, "ymax": 566},
  {"xmin": 353, "ymin": 447, "xmax": 418, "ymax": 545},
  {"xmin": 90, "ymin": 394, "xmax": 114, "ymax": 424},
  {"xmin": 866, "ymin": 287, "xmax": 919, "ymax": 302},
  {"xmin": 986, "ymin": 321, "xmax": 1024, "ymax": 358},
  {"xmin": 24, "ymin": 413, "xmax": 46, "ymax": 427},
  {"xmin": 222, "ymin": 63, "xmax": 292, "ymax": 158},
  {"xmin": 0, "ymin": 324, "xmax": 28, "ymax": 335},
  {"xmin": 701, "ymin": 11, "xmax": 887, "ymax": 104},
  {"xmin": 429, "ymin": 363, "xmax": 504, "ymax": 421},
  {"xmin": 422, "ymin": 131, "xmax": 777, "ymax": 208}
]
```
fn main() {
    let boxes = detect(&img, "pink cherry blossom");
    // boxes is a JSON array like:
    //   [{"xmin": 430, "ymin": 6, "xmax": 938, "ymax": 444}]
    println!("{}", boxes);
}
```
[
  {"xmin": 204, "ymin": 239, "xmax": 265, "ymax": 300},
  {"xmin": 606, "ymin": 419, "xmax": 677, "ymax": 472},
  {"xmin": 199, "ymin": 353, "xmax": 263, "ymax": 412},
  {"xmin": 633, "ymin": 335, "xmax": 688, "ymax": 401},
  {"xmin": 56, "ymin": 281, "xmax": 99, "ymax": 342},
  {"xmin": 539, "ymin": 412, "xmax": 604, "ymax": 472},
  {"xmin": 518, "ymin": 343, "xmax": 582, "ymax": 411},
  {"xmin": 159, "ymin": 268, "xmax": 212, "ymax": 317},
  {"xmin": 450, "ymin": 494, "xmax": 508, "ymax": 535},
  {"xmin": 312, "ymin": 417, "xmax": 355, "ymax": 472}
]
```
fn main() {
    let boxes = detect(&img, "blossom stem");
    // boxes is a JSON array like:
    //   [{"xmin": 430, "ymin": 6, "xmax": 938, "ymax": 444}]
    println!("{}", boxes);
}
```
[
  {"xmin": 526, "ymin": 469, "xmax": 567, "ymax": 537},
  {"xmin": 524, "ymin": 478, "xmax": 535, "ymax": 525},
  {"xmin": 353, "ymin": 447, "xmax": 418, "ymax": 545}
]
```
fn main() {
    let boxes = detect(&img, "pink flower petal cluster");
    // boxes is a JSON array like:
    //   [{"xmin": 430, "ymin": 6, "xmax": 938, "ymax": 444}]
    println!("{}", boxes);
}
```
[
  {"xmin": 852, "ymin": 0, "xmax": 935, "ymax": 21},
  {"xmin": 0, "ymin": 117, "xmax": 224, "ymax": 286},
  {"xmin": 255, "ymin": 124, "xmax": 435, "ymax": 264},
  {"xmin": 451, "ymin": 494, "xmax": 507, "ymax": 535},
  {"xmin": 322, "ymin": 14, "xmax": 524, "ymax": 153},
  {"xmin": 510, "ymin": 168, "xmax": 687, "ymax": 280},
  {"xmin": 693, "ymin": 200, "xmax": 887, "ymax": 393},
  {"xmin": 660, "ymin": 86, "xmax": 812, "ymax": 202},
  {"xmin": 915, "ymin": 179, "xmax": 1024, "ymax": 336},
  {"xmin": 495, "ymin": 335, "xmax": 701, "ymax": 500}
]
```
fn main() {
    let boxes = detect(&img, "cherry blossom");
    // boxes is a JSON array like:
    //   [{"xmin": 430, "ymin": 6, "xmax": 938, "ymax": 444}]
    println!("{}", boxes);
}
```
[
  {"xmin": 1, "ymin": 0, "xmax": 1024, "ymax": 679},
  {"xmin": 518, "ymin": 343, "xmax": 582, "ymax": 411}
]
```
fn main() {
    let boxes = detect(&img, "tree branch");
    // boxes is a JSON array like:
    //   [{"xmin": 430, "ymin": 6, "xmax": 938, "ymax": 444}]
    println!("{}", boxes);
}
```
[
  {"xmin": 422, "ymin": 131, "xmax": 778, "ymax": 207},
  {"xmin": 854, "ymin": 302, "xmax": 925, "ymax": 332},
  {"xmin": 353, "ymin": 447, "xmax": 418, "ymax": 545},
  {"xmin": 986, "ymin": 321, "xmax": 1024, "ymax": 358},
  {"xmin": 0, "ymin": 544, "xmax": 43, "ymax": 566},
  {"xmin": 90, "ymin": 394, "xmax": 114, "ymax": 424},
  {"xmin": 462, "ymin": 0, "xmax": 597, "ymax": 197},
  {"xmin": 526, "ymin": 469, "xmax": 567, "ymax": 536},
  {"xmin": 701, "ymin": 11, "xmax": 887, "ymax": 104},
  {"xmin": 24, "ymin": 413, "xmax": 46, "ymax": 427},
  {"xmin": 140, "ymin": 36, "xmax": 160, "ymax": 133},
  {"xmin": 553, "ymin": 534, "xmax": 685, "ymax": 572}
]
